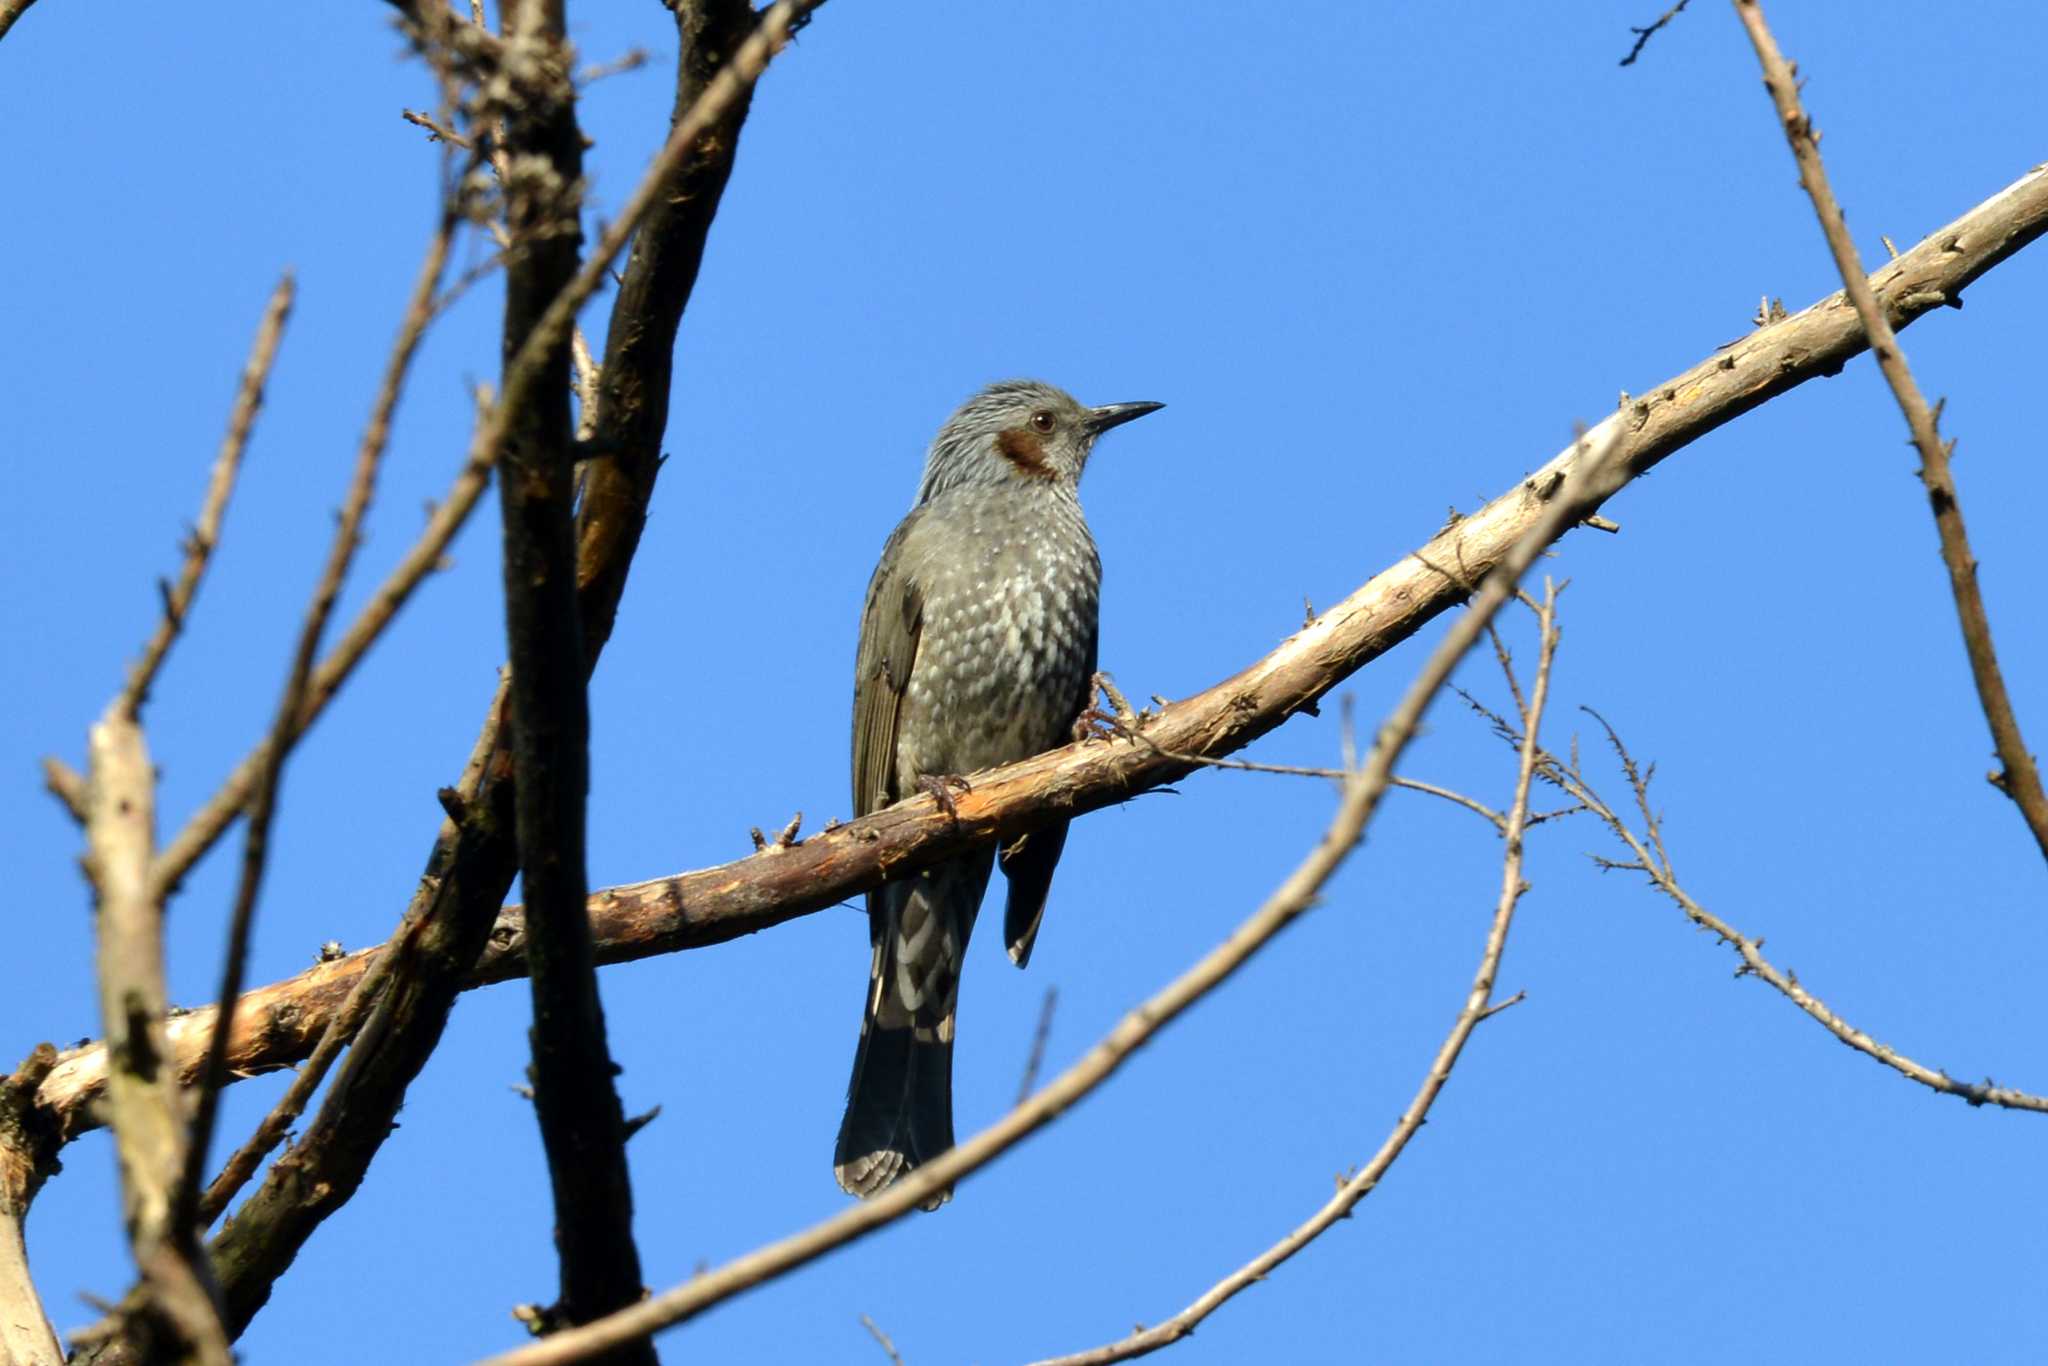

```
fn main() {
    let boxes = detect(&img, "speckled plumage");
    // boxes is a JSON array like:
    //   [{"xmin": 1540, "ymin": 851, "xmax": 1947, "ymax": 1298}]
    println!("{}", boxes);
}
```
[{"xmin": 834, "ymin": 380, "xmax": 1162, "ymax": 1205}]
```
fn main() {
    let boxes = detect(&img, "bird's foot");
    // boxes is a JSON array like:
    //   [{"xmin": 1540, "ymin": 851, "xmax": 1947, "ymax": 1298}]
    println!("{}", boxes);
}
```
[
  {"xmin": 1072, "ymin": 706, "xmax": 1123, "ymax": 743},
  {"xmin": 916, "ymin": 772, "xmax": 971, "ymax": 821},
  {"xmin": 1076, "ymin": 671, "xmax": 1145, "ymax": 742}
]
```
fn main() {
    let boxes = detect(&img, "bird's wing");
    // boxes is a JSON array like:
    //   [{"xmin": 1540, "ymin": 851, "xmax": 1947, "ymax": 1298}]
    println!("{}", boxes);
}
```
[{"xmin": 852, "ymin": 513, "xmax": 925, "ymax": 820}]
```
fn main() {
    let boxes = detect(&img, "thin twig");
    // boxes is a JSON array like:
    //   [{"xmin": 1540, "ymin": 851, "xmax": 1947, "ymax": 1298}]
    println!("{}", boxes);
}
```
[
  {"xmin": 860, "ymin": 1314, "xmax": 907, "ymax": 1366},
  {"xmin": 176, "ymin": 79, "xmax": 479, "ymax": 1257},
  {"xmin": 1732, "ymin": 0, "xmax": 2048, "ymax": 865},
  {"xmin": 176, "ymin": 210, "xmax": 459, "ymax": 1234},
  {"xmin": 1015, "ymin": 988, "xmax": 1058, "ymax": 1107},
  {"xmin": 465, "ymin": 432, "xmax": 1627, "ymax": 1366},
  {"xmin": 1131, "ymin": 745, "xmax": 1551, "ymax": 836},
  {"xmin": 577, "ymin": 48, "xmax": 650, "ymax": 86},
  {"xmin": 401, "ymin": 107, "xmax": 473, "ymax": 147},
  {"xmin": 1619, "ymin": 0, "xmax": 1691, "ymax": 66},
  {"xmin": 41, "ymin": 756, "xmax": 89, "ymax": 825},
  {"xmin": 1029, "ymin": 584, "xmax": 1566, "ymax": 1366},
  {"xmin": 1546, "ymin": 714, "xmax": 2048, "ymax": 1114},
  {"xmin": 116, "ymin": 277, "xmax": 295, "ymax": 719}
]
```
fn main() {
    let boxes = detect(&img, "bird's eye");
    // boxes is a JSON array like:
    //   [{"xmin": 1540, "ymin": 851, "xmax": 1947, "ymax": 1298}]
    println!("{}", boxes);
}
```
[{"xmin": 1030, "ymin": 410, "xmax": 1056, "ymax": 433}]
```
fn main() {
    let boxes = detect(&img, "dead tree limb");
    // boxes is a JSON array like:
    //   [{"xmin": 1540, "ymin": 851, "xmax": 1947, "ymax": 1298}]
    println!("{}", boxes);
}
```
[{"xmin": 30, "ymin": 158, "xmax": 2048, "ymax": 1151}]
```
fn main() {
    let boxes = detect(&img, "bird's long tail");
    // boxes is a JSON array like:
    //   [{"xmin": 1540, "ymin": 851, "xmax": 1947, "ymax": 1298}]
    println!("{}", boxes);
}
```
[{"xmin": 835, "ymin": 854, "xmax": 991, "ymax": 1207}]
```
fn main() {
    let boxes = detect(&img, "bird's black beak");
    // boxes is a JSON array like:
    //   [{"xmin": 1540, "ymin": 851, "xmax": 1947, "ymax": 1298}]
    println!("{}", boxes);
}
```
[{"xmin": 1084, "ymin": 400, "xmax": 1165, "ymax": 435}]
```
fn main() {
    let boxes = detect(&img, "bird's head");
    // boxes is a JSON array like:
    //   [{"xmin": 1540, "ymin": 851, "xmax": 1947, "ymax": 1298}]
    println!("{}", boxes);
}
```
[{"xmin": 915, "ymin": 379, "xmax": 1162, "ymax": 504}]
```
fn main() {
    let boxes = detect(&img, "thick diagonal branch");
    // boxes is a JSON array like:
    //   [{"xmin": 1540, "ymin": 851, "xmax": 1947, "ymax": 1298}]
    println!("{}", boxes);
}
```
[{"xmin": 31, "ymin": 160, "xmax": 2048, "ymax": 1150}]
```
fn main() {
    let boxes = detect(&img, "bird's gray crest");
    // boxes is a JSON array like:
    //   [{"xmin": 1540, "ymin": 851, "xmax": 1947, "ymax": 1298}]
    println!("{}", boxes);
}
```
[{"xmin": 914, "ymin": 379, "xmax": 1162, "ymax": 505}]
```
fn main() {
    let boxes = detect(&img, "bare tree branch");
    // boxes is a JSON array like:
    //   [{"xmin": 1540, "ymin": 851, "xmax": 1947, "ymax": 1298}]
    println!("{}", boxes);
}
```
[
  {"xmin": 460, "ymin": 421, "xmax": 1628, "ymax": 1366},
  {"xmin": 1544, "ymin": 709, "xmax": 2048, "ymax": 1114},
  {"xmin": 1029, "ymin": 583, "xmax": 1565, "ymax": 1366},
  {"xmin": 494, "ymin": 0, "xmax": 652, "ymax": 1348},
  {"xmin": 81, "ymin": 714, "xmax": 231, "ymax": 1363},
  {"xmin": 41, "ymin": 755, "xmax": 89, "ymax": 825},
  {"xmin": 29, "ymin": 159, "xmax": 2048, "ymax": 1152},
  {"xmin": 1732, "ymin": 0, "xmax": 2048, "ymax": 865},
  {"xmin": 179, "ymin": 210, "xmax": 458, "ymax": 1250},
  {"xmin": 0, "ymin": 1047, "xmax": 63, "ymax": 1366},
  {"xmin": 116, "ymin": 276, "xmax": 295, "ymax": 722}
]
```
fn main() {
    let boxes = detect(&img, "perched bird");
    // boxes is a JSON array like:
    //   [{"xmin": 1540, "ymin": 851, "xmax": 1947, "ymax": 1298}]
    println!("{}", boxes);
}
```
[{"xmin": 835, "ymin": 379, "xmax": 1162, "ymax": 1204}]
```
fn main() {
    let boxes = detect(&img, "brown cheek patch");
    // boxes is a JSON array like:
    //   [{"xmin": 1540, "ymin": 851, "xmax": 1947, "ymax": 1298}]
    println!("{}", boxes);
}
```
[{"xmin": 995, "ymin": 427, "xmax": 1056, "ymax": 479}]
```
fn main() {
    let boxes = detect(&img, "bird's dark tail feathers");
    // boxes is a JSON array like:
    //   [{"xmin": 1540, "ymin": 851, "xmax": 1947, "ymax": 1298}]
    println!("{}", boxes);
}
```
[{"xmin": 835, "ymin": 856, "xmax": 990, "ymax": 1209}]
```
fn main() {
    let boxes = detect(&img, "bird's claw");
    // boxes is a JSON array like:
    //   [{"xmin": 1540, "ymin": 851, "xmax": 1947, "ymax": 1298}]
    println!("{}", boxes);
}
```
[
  {"xmin": 917, "ymin": 773, "xmax": 971, "ymax": 821},
  {"xmin": 1077, "ymin": 671, "xmax": 1145, "ymax": 743},
  {"xmin": 1072, "ymin": 706, "xmax": 1124, "ymax": 743}
]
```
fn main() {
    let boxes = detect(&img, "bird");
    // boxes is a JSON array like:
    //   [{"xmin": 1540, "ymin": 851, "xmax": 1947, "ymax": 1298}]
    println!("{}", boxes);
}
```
[{"xmin": 834, "ymin": 379, "xmax": 1163, "ymax": 1205}]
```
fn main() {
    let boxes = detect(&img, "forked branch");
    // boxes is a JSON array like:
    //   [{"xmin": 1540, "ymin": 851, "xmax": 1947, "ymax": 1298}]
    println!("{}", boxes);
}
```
[{"xmin": 1538, "ymin": 710, "xmax": 2048, "ymax": 1115}]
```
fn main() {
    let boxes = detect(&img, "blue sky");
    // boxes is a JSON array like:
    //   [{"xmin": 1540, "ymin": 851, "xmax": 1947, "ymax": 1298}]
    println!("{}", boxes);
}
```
[{"xmin": 4, "ymin": 3, "xmax": 2046, "ymax": 1362}]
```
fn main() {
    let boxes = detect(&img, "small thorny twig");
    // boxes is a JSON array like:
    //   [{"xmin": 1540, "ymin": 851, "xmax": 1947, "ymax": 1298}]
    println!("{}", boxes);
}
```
[{"xmin": 1462, "ymin": 697, "xmax": 2048, "ymax": 1116}]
